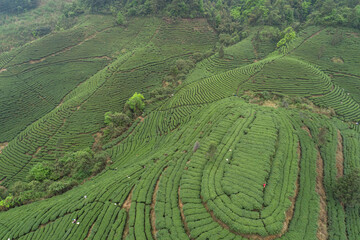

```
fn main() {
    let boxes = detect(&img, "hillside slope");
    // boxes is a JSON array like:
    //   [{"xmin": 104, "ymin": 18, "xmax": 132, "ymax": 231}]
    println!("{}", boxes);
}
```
[{"xmin": 0, "ymin": 16, "xmax": 360, "ymax": 240}]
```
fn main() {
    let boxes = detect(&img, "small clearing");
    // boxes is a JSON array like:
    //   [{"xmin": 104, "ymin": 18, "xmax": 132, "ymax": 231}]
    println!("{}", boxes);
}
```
[
  {"xmin": 0, "ymin": 69, "xmax": 7, "ymax": 73},
  {"xmin": 331, "ymin": 57, "xmax": 344, "ymax": 64},
  {"xmin": 0, "ymin": 142, "xmax": 9, "ymax": 154},
  {"xmin": 92, "ymin": 129, "xmax": 105, "ymax": 151},
  {"xmin": 262, "ymin": 100, "xmax": 278, "ymax": 108}
]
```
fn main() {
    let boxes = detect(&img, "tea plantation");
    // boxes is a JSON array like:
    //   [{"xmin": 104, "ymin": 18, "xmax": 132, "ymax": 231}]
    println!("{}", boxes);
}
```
[{"xmin": 0, "ymin": 13, "xmax": 360, "ymax": 240}]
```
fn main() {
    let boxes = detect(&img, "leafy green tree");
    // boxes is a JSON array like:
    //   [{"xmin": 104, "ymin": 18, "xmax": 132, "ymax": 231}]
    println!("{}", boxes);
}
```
[
  {"xmin": 219, "ymin": 45, "xmax": 225, "ymax": 59},
  {"xmin": 334, "ymin": 169, "xmax": 360, "ymax": 206},
  {"xmin": 126, "ymin": 92, "xmax": 145, "ymax": 115},
  {"xmin": 116, "ymin": 11, "xmax": 125, "ymax": 25},
  {"xmin": 105, "ymin": 112, "xmax": 131, "ymax": 127},
  {"xmin": 0, "ymin": 195, "xmax": 15, "ymax": 211},
  {"xmin": 277, "ymin": 26, "xmax": 296, "ymax": 48},
  {"xmin": 28, "ymin": 163, "xmax": 52, "ymax": 181}
]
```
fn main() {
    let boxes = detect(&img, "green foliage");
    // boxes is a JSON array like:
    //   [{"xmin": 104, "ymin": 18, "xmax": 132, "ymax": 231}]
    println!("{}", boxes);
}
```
[
  {"xmin": 0, "ymin": 195, "xmax": 16, "ymax": 210},
  {"xmin": 277, "ymin": 27, "xmax": 296, "ymax": 48},
  {"xmin": 335, "ymin": 169, "xmax": 360, "ymax": 206},
  {"xmin": 126, "ymin": 92, "xmax": 145, "ymax": 114},
  {"xmin": 0, "ymin": 0, "xmax": 39, "ymax": 14},
  {"xmin": 116, "ymin": 11, "xmax": 125, "ymax": 25},
  {"xmin": 48, "ymin": 179, "xmax": 75, "ymax": 196},
  {"xmin": 28, "ymin": 163, "xmax": 52, "ymax": 182},
  {"xmin": 218, "ymin": 45, "xmax": 224, "ymax": 59}
]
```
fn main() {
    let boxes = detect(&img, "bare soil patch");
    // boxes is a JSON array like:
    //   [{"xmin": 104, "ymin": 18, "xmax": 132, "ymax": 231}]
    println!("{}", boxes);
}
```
[
  {"xmin": 151, "ymin": 176, "xmax": 161, "ymax": 239},
  {"xmin": 178, "ymin": 187, "xmax": 192, "ymax": 239},
  {"xmin": 336, "ymin": 130, "xmax": 344, "ymax": 178},
  {"xmin": 0, "ymin": 69, "xmax": 7, "ymax": 73},
  {"xmin": 302, "ymin": 126, "xmax": 313, "ymax": 138},
  {"xmin": 84, "ymin": 222, "xmax": 96, "ymax": 240},
  {"xmin": 0, "ymin": 142, "xmax": 8, "ymax": 154},
  {"xmin": 92, "ymin": 129, "xmax": 105, "ymax": 151},
  {"xmin": 331, "ymin": 57, "xmax": 344, "ymax": 64},
  {"xmin": 316, "ymin": 150, "xmax": 328, "ymax": 240},
  {"xmin": 122, "ymin": 187, "xmax": 135, "ymax": 239},
  {"xmin": 122, "ymin": 187, "xmax": 134, "ymax": 211},
  {"xmin": 262, "ymin": 101, "xmax": 278, "ymax": 108}
]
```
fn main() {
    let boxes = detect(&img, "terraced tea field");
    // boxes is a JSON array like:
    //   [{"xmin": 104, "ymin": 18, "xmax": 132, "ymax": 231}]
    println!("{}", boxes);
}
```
[{"xmin": 0, "ymin": 16, "xmax": 360, "ymax": 240}]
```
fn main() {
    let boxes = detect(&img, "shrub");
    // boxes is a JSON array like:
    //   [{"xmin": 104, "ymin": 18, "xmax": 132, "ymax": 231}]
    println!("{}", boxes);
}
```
[
  {"xmin": 127, "ymin": 92, "xmax": 145, "ymax": 115},
  {"xmin": 334, "ymin": 169, "xmax": 360, "ymax": 206},
  {"xmin": 116, "ymin": 12, "xmax": 125, "ymax": 25},
  {"xmin": 28, "ymin": 163, "xmax": 52, "ymax": 181},
  {"xmin": 48, "ymin": 180, "xmax": 74, "ymax": 196}
]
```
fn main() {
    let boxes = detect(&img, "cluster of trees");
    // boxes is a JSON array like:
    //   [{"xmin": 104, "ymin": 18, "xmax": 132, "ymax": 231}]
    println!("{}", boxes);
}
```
[
  {"xmin": 76, "ymin": 0, "xmax": 360, "ymax": 48},
  {"xmin": 98, "ymin": 92, "xmax": 145, "ymax": 145},
  {"xmin": 80, "ymin": 0, "xmax": 205, "ymax": 17},
  {"xmin": 0, "ymin": 149, "xmax": 109, "ymax": 211},
  {"xmin": 0, "ymin": 92, "xmax": 147, "ymax": 211},
  {"xmin": 147, "ymin": 55, "xmax": 211, "ymax": 104},
  {"xmin": 206, "ymin": 0, "xmax": 360, "ymax": 33},
  {"xmin": 0, "ymin": 0, "xmax": 38, "ymax": 14}
]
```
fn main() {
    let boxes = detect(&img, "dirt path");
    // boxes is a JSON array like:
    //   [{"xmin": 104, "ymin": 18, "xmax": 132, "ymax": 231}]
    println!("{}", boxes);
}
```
[
  {"xmin": 0, "ymin": 68, "xmax": 7, "ymax": 73},
  {"xmin": 301, "ymin": 126, "xmax": 312, "ymax": 138},
  {"xmin": 336, "ymin": 130, "xmax": 344, "ymax": 178},
  {"xmin": 316, "ymin": 150, "xmax": 328, "ymax": 240},
  {"xmin": 302, "ymin": 126, "xmax": 328, "ymax": 239},
  {"xmin": 178, "ymin": 186, "xmax": 193, "ymax": 239},
  {"xmin": 150, "ymin": 177, "xmax": 160, "ymax": 239},
  {"xmin": 150, "ymin": 166, "xmax": 168, "ymax": 239},
  {"xmin": 84, "ymin": 222, "xmax": 96, "ymax": 240},
  {"xmin": 122, "ymin": 187, "xmax": 134, "ymax": 239}
]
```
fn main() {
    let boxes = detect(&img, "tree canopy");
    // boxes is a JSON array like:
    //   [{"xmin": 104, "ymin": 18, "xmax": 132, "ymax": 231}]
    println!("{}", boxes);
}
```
[
  {"xmin": 0, "ymin": 0, "xmax": 38, "ymax": 13},
  {"xmin": 126, "ymin": 92, "xmax": 145, "ymax": 114},
  {"xmin": 334, "ymin": 169, "xmax": 360, "ymax": 207}
]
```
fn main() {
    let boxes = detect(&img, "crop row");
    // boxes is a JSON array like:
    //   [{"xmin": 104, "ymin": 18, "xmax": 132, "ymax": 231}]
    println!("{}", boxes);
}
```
[
  {"xmin": 311, "ymin": 85, "xmax": 360, "ymax": 121},
  {"xmin": 244, "ymin": 57, "xmax": 332, "ymax": 97}
]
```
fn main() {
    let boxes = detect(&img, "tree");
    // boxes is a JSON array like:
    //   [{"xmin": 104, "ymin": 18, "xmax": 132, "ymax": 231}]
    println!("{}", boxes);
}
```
[
  {"xmin": 334, "ymin": 169, "xmax": 360, "ymax": 206},
  {"xmin": 126, "ymin": 92, "xmax": 145, "ymax": 115},
  {"xmin": 28, "ymin": 163, "xmax": 52, "ymax": 181},
  {"xmin": 276, "ymin": 26, "xmax": 296, "ymax": 48},
  {"xmin": 116, "ymin": 11, "xmax": 125, "ymax": 25},
  {"xmin": 219, "ymin": 45, "xmax": 225, "ymax": 59}
]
